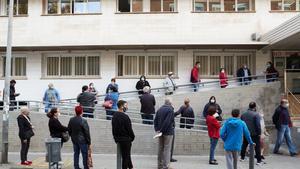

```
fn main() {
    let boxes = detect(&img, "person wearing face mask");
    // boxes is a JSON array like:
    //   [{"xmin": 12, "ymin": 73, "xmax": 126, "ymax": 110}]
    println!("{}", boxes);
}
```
[
  {"xmin": 164, "ymin": 72, "xmax": 176, "ymax": 95},
  {"xmin": 265, "ymin": 62, "xmax": 279, "ymax": 82},
  {"xmin": 236, "ymin": 64, "xmax": 252, "ymax": 86},
  {"xmin": 106, "ymin": 78, "xmax": 119, "ymax": 94},
  {"xmin": 88, "ymin": 82, "xmax": 98, "ymax": 95},
  {"xmin": 136, "ymin": 75, "xmax": 151, "ymax": 95},
  {"xmin": 203, "ymin": 96, "xmax": 223, "ymax": 120},
  {"xmin": 272, "ymin": 99, "xmax": 298, "ymax": 156},
  {"xmin": 112, "ymin": 100, "xmax": 135, "ymax": 169},
  {"xmin": 219, "ymin": 68, "xmax": 228, "ymax": 88},
  {"xmin": 47, "ymin": 107, "xmax": 69, "ymax": 146},
  {"xmin": 190, "ymin": 62, "xmax": 201, "ymax": 92}
]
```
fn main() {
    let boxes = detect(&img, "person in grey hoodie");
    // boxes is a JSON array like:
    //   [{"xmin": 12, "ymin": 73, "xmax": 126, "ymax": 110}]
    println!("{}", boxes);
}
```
[{"xmin": 240, "ymin": 102, "xmax": 262, "ymax": 165}]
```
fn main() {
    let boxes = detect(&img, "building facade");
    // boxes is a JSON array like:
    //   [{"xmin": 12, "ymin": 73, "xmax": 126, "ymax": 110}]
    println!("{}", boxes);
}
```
[{"xmin": 0, "ymin": 0, "xmax": 299, "ymax": 100}]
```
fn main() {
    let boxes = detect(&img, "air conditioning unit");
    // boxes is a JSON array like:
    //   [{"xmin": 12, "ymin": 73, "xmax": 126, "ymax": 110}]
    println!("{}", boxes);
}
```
[{"xmin": 251, "ymin": 33, "xmax": 261, "ymax": 41}]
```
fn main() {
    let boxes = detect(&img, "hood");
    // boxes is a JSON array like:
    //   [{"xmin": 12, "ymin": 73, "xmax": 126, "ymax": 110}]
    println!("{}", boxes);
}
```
[
  {"xmin": 140, "ymin": 75, "xmax": 146, "ymax": 81},
  {"xmin": 227, "ymin": 118, "xmax": 240, "ymax": 128}
]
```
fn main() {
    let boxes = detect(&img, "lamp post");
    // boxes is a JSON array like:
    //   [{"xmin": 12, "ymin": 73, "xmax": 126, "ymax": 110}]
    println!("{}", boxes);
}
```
[{"xmin": 1, "ymin": 0, "xmax": 14, "ymax": 164}]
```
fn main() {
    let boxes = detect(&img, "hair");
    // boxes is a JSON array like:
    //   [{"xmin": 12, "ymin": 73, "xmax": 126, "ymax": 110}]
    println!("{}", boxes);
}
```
[
  {"xmin": 82, "ymin": 85, "xmax": 88, "ymax": 92},
  {"xmin": 20, "ymin": 106, "xmax": 29, "ymax": 114},
  {"xmin": 143, "ymin": 86, "xmax": 150, "ymax": 93},
  {"xmin": 195, "ymin": 61, "xmax": 200, "ymax": 65},
  {"xmin": 10, "ymin": 79, "xmax": 16, "ymax": 84},
  {"xmin": 47, "ymin": 107, "xmax": 58, "ymax": 118},
  {"xmin": 48, "ymin": 83, "xmax": 54, "ymax": 89},
  {"xmin": 207, "ymin": 105, "xmax": 217, "ymax": 116},
  {"xmin": 111, "ymin": 78, "xmax": 116, "ymax": 82},
  {"xmin": 249, "ymin": 102, "xmax": 256, "ymax": 110},
  {"xmin": 231, "ymin": 109, "xmax": 240, "ymax": 117},
  {"xmin": 75, "ymin": 106, "xmax": 83, "ymax": 116},
  {"xmin": 117, "ymin": 100, "xmax": 127, "ymax": 109},
  {"xmin": 209, "ymin": 96, "xmax": 216, "ymax": 102},
  {"xmin": 184, "ymin": 98, "xmax": 190, "ymax": 105},
  {"xmin": 89, "ymin": 82, "xmax": 94, "ymax": 86},
  {"xmin": 165, "ymin": 97, "xmax": 172, "ymax": 105}
]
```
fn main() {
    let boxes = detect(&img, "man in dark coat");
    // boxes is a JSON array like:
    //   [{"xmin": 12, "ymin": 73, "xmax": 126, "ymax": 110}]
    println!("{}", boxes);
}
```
[
  {"xmin": 77, "ymin": 85, "xmax": 97, "ymax": 118},
  {"xmin": 175, "ymin": 98, "xmax": 194, "ymax": 129},
  {"xmin": 265, "ymin": 62, "xmax": 279, "ymax": 82},
  {"xmin": 203, "ymin": 96, "xmax": 222, "ymax": 120},
  {"xmin": 112, "ymin": 100, "xmax": 135, "ymax": 169},
  {"xmin": 68, "ymin": 106, "xmax": 91, "ymax": 169},
  {"xmin": 9, "ymin": 79, "xmax": 20, "ymax": 110},
  {"xmin": 136, "ymin": 75, "xmax": 151, "ymax": 95},
  {"xmin": 140, "ymin": 86, "xmax": 156, "ymax": 125},
  {"xmin": 237, "ymin": 64, "xmax": 252, "ymax": 85}
]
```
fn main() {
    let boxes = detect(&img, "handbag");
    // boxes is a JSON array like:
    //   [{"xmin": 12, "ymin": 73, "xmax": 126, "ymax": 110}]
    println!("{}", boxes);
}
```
[
  {"xmin": 102, "ymin": 100, "xmax": 113, "ymax": 109},
  {"xmin": 61, "ymin": 131, "xmax": 70, "ymax": 142}
]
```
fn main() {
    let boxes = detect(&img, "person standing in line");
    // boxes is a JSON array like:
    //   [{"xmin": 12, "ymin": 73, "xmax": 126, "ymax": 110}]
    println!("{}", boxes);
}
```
[
  {"xmin": 68, "ymin": 106, "xmax": 91, "ymax": 169},
  {"xmin": 136, "ymin": 75, "xmax": 151, "ymax": 95},
  {"xmin": 206, "ymin": 106, "xmax": 221, "ymax": 165},
  {"xmin": 203, "ymin": 96, "xmax": 223, "ymax": 120},
  {"xmin": 106, "ymin": 78, "xmax": 119, "ymax": 94},
  {"xmin": 236, "ymin": 64, "xmax": 252, "ymax": 85},
  {"xmin": 219, "ymin": 68, "xmax": 228, "ymax": 88},
  {"xmin": 265, "ymin": 62, "xmax": 279, "ymax": 82},
  {"xmin": 104, "ymin": 85, "xmax": 119, "ymax": 120},
  {"xmin": 272, "ymin": 99, "xmax": 298, "ymax": 156},
  {"xmin": 154, "ymin": 98, "xmax": 175, "ymax": 169},
  {"xmin": 112, "ymin": 100, "xmax": 135, "ymax": 169},
  {"xmin": 175, "ymin": 98, "xmax": 195, "ymax": 129},
  {"xmin": 163, "ymin": 72, "xmax": 176, "ymax": 95},
  {"xmin": 140, "ymin": 86, "xmax": 156, "ymax": 125},
  {"xmin": 220, "ymin": 109, "xmax": 254, "ymax": 169},
  {"xmin": 43, "ymin": 83, "xmax": 61, "ymax": 113},
  {"xmin": 240, "ymin": 102, "xmax": 263, "ymax": 166},
  {"xmin": 88, "ymin": 82, "xmax": 98, "ymax": 95},
  {"xmin": 77, "ymin": 85, "xmax": 97, "ymax": 118},
  {"xmin": 259, "ymin": 110, "xmax": 269, "ymax": 161},
  {"xmin": 9, "ymin": 79, "xmax": 20, "ymax": 110},
  {"xmin": 17, "ymin": 106, "xmax": 34, "ymax": 166},
  {"xmin": 190, "ymin": 62, "xmax": 201, "ymax": 92},
  {"xmin": 47, "ymin": 107, "xmax": 68, "ymax": 146}
]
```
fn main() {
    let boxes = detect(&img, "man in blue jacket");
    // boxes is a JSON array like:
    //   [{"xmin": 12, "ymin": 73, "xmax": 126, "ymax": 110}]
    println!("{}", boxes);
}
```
[
  {"xmin": 221, "ymin": 109, "xmax": 254, "ymax": 169},
  {"xmin": 154, "ymin": 98, "xmax": 175, "ymax": 169}
]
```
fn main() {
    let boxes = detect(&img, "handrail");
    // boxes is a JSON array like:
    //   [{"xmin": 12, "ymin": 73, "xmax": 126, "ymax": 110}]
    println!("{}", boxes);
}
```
[{"xmin": 286, "ymin": 88, "xmax": 300, "ymax": 117}]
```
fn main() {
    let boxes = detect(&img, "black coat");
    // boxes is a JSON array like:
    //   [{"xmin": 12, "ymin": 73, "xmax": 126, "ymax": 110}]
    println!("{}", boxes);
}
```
[
  {"xmin": 202, "ymin": 103, "xmax": 222, "ymax": 118},
  {"xmin": 112, "ymin": 112, "xmax": 135, "ymax": 143},
  {"xmin": 17, "ymin": 115, "xmax": 34, "ymax": 140},
  {"xmin": 140, "ymin": 93, "xmax": 156, "ymax": 115},
  {"xmin": 48, "ymin": 117, "xmax": 68, "ymax": 138},
  {"xmin": 175, "ymin": 105, "xmax": 195, "ymax": 126},
  {"xmin": 68, "ymin": 116, "xmax": 91, "ymax": 145},
  {"xmin": 154, "ymin": 105, "xmax": 175, "ymax": 135},
  {"xmin": 77, "ymin": 92, "xmax": 96, "ymax": 113},
  {"xmin": 10, "ymin": 85, "xmax": 16, "ymax": 100},
  {"xmin": 136, "ymin": 80, "xmax": 150, "ymax": 95},
  {"xmin": 237, "ymin": 68, "xmax": 252, "ymax": 82}
]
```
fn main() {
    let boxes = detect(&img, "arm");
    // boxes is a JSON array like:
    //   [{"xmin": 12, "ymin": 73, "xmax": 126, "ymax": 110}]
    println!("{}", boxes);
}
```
[
  {"xmin": 153, "ymin": 96, "xmax": 156, "ymax": 106},
  {"xmin": 55, "ymin": 90, "xmax": 61, "ymax": 102},
  {"xmin": 202, "ymin": 104, "xmax": 208, "ymax": 118},
  {"xmin": 217, "ymin": 104, "xmax": 222, "ymax": 115},
  {"xmin": 43, "ymin": 91, "xmax": 47, "ymax": 102},
  {"xmin": 255, "ymin": 114, "xmax": 261, "ymax": 136},
  {"xmin": 76, "ymin": 94, "xmax": 80, "ymax": 103},
  {"xmin": 82, "ymin": 120, "xmax": 91, "ymax": 145},
  {"xmin": 17, "ymin": 117, "xmax": 26, "ymax": 140},
  {"xmin": 127, "ymin": 117, "xmax": 135, "ymax": 141},
  {"xmin": 220, "ymin": 123, "xmax": 227, "ymax": 141},
  {"xmin": 212, "ymin": 117, "xmax": 221, "ymax": 129},
  {"xmin": 174, "ymin": 107, "xmax": 182, "ymax": 117},
  {"xmin": 243, "ymin": 122, "xmax": 253, "ymax": 144},
  {"xmin": 154, "ymin": 113, "xmax": 159, "ymax": 132},
  {"xmin": 54, "ymin": 119, "xmax": 68, "ymax": 132},
  {"xmin": 67, "ymin": 120, "xmax": 72, "ymax": 135}
]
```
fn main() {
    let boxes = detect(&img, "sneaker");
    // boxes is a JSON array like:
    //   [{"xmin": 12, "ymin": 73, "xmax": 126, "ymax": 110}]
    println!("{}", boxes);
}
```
[
  {"xmin": 209, "ymin": 161, "xmax": 218, "ymax": 165},
  {"xmin": 273, "ymin": 151, "xmax": 283, "ymax": 155},
  {"xmin": 170, "ymin": 158, "xmax": 177, "ymax": 162},
  {"xmin": 240, "ymin": 158, "xmax": 246, "ymax": 162},
  {"xmin": 256, "ymin": 162, "xmax": 264, "ymax": 166},
  {"xmin": 21, "ymin": 161, "xmax": 31, "ymax": 166},
  {"xmin": 290, "ymin": 153, "xmax": 298, "ymax": 157},
  {"xmin": 26, "ymin": 161, "xmax": 32, "ymax": 164}
]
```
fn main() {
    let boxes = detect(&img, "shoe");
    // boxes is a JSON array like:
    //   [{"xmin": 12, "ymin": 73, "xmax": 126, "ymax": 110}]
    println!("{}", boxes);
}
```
[
  {"xmin": 209, "ymin": 161, "xmax": 218, "ymax": 165},
  {"xmin": 170, "ymin": 158, "xmax": 177, "ymax": 162},
  {"xmin": 213, "ymin": 159, "xmax": 217, "ymax": 162},
  {"xmin": 256, "ymin": 162, "xmax": 264, "ymax": 166},
  {"xmin": 26, "ymin": 161, "xmax": 32, "ymax": 164},
  {"xmin": 261, "ymin": 156, "xmax": 265, "ymax": 160},
  {"xmin": 21, "ymin": 161, "xmax": 31, "ymax": 165},
  {"xmin": 273, "ymin": 151, "xmax": 283, "ymax": 155},
  {"xmin": 240, "ymin": 158, "xmax": 246, "ymax": 162},
  {"xmin": 290, "ymin": 153, "xmax": 298, "ymax": 157}
]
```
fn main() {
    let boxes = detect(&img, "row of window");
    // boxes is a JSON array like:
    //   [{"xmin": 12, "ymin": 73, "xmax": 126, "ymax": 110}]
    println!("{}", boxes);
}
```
[
  {"xmin": 0, "ymin": 52, "xmax": 255, "ymax": 78},
  {"xmin": 1, "ymin": 0, "xmax": 300, "ymax": 16}
]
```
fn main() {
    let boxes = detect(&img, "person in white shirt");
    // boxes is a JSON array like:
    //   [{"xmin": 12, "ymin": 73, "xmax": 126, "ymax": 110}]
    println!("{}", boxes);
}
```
[{"xmin": 163, "ymin": 72, "xmax": 176, "ymax": 95}]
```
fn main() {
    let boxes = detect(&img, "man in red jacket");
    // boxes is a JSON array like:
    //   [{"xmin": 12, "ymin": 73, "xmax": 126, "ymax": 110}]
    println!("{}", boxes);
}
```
[{"xmin": 190, "ymin": 62, "xmax": 201, "ymax": 92}]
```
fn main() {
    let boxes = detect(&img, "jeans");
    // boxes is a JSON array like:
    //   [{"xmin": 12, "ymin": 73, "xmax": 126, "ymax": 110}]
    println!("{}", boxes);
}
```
[
  {"xmin": 240, "ymin": 78, "xmax": 250, "ymax": 85},
  {"xmin": 106, "ymin": 110, "xmax": 115, "ymax": 120},
  {"xmin": 141, "ymin": 114, "xmax": 154, "ymax": 125},
  {"xmin": 209, "ymin": 138, "xmax": 218, "ymax": 161},
  {"xmin": 225, "ymin": 151, "xmax": 238, "ymax": 169},
  {"xmin": 83, "ymin": 112, "xmax": 94, "ymax": 118},
  {"xmin": 192, "ymin": 83, "xmax": 200, "ymax": 92},
  {"xmin": 118, "ymin": 141, "xmax": 133, "ymax": 169},
  {"xmin": 20, "ymin": 138, "xmax": 30, "ymax": 163},
  {"xmin": 241, "ymin": 135, "xmax": 261, "ymax": 163},
  {"xmin": 273, "ymin": 125, "xmax": 297, "ymax": 155},
  {"xmin": 73, "ymin": 143, "xmax": 89, "ymax": 169},
  {"xmin": 45, "ymin": 103, "xmax": 56, "ymax": 113},
  {"xmin": 158, "ymin": 135, "xmax": 173, "ymax": 169}
]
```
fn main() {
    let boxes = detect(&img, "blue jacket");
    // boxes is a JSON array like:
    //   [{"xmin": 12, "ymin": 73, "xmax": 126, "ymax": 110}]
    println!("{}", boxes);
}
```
[
  {"xmin": 43, "ymin": 88, "xmax": 60, "ymax": 104},
  {"xmin": 105, "ymin": 92, "xmax": 119, "ymax": 110},
  {"xmin": 154, "ymin": 104, "xmax": 175, "ymax": 135},
  {"xmin": 220, "ymin": 117, "xmax": 253, "ymax": 151}
]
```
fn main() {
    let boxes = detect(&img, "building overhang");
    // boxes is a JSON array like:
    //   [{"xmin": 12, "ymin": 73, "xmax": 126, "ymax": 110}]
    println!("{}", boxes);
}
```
[
  {"xmin": 0, "ymin": 43, "xmax": 268, "ymax": 52},
  {"xmin": 261, "ymin": 14, "xmax": 300, "ymax": 50}
]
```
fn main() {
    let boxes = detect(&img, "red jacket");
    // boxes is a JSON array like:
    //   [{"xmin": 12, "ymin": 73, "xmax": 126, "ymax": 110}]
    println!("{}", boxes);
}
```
[
  {"xmin": 219, "ymin": 72, "xmax": 228, "ymax": 87},
  {"xmin": 206, "ymin": 115, "xmax": 221, "ymax": 139},
  {"xmin": 190, "ymin": 66, "xmax": 200, "ymax": 83}
]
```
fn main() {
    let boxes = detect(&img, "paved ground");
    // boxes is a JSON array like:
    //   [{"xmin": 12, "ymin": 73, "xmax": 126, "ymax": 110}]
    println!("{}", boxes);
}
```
[{"xmin": 0, "ymin": 153, "xmax": 299, "ymax": 169}]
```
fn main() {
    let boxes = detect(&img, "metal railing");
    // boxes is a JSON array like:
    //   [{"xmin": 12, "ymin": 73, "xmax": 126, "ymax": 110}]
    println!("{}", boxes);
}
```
[{"xmin": 287, "ymin": 88, "xmax": 300, "ymax": 118}]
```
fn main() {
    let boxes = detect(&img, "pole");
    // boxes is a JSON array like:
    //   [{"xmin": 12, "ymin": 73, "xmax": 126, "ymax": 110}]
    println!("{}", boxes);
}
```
[
  {"xmin": 249, "ymin": 144, "xmax": 254, "ymax": 169},
  {"xmin": 1, "ymin": 0, "xmax": 14, "ymax": 164}
]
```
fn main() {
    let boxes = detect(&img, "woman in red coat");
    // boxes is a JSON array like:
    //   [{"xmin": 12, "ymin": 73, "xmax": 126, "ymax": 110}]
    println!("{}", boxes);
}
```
[
  {"xmin": 206, "ymin": 106, "xmax": 221, "ymax": 165},
  {"xmin": 219, "ymin": 68, "xmax": 228, "ymax": 88}
]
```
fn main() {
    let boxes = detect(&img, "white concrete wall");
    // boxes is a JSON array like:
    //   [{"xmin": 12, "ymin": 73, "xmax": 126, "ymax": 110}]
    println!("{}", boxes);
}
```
[{"xmin": 0, "ymin": 0, "xmax": 299, "ymax": 46}]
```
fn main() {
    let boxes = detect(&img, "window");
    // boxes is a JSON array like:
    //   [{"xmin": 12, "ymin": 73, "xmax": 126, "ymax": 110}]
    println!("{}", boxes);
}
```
[
  {"xmin": 271, "ymin": 0, "xmax": 299, "ymax": 11},
  {"xmin": 1, "ymin": 56, "xmax": 27, "ymax": 77},
  {"xmin": 44, "ymin": 0, "xmax": 101, "ymax": 14},
  {"xmin": 117, "ymin": 52, "xmax": 177, "ymax": 77},
  {"xmin": 193, "ymin": 0, "xmax": 255, "ymax": 12},
  {"xmin": 150, "ymin": 0, "xmax": 176, "ymax": 12},
  {"xmin": 2, "ymin": 0, "xmax": 28, "ymax": 15},
  {"xmin": 118, "ymin": 0, "xmax": 143, "ymax": 12},
  {"xmin": 194, "ymin": 52, "xmax": 255, "ymax": 76},
  {"xmin": 43, "ymin": 54, "xmax": 100, "ymax": 78}
]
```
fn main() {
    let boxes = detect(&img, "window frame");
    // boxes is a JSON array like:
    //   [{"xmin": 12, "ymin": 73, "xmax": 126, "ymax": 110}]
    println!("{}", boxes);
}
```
[
  {"xmin": 42, "ymin": 53, "xmax": 101, "ymax": 79},
  {"xmin": 116, "ymin": 0, "xmax": 178, "ymax": 13},
  {"xmin": 0, "ymin": 55, "xmax": 27, "ymax": 78},
  {"xmin": 116, "ymin": 51, "xmax": 178, "ymax": 78},
  {"xmin": 0, "ymin": 0, "xmax": 28, "ymax": 16},
  {"xmin": 116, "ymin": 0, "xmax": 144, "ymax": 13},
  {"xmin": 193, "ymin": 0, "xmax": 256, "ymax": 12},
  {"xmin": 270, "ymin": 0, "xmax": 300, "ymax": 11}
]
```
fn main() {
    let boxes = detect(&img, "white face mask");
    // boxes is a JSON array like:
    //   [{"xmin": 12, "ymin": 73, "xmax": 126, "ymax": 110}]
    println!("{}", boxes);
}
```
[
  {"xmin": 284, "ymin": 104, "xmax": 289, "ymax": 108},
  {"xmin": 221, "ymin": 70, "xmax": 225, "ymax": 73},
  {"xmin": 210, "ymin": 99, "xmax": 215, "ymax": 103}
]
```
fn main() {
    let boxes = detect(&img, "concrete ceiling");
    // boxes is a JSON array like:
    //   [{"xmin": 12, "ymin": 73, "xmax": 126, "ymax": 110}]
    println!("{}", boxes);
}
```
[{"xmin": 267, "ymin": 32, "xmax": 300, "ymax": 50}]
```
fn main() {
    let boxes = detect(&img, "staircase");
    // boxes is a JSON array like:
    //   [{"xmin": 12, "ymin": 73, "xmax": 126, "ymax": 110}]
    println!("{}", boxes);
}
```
[{"xmin": 287, "ymin": 90, "xmax": 300, "ymax": 126}]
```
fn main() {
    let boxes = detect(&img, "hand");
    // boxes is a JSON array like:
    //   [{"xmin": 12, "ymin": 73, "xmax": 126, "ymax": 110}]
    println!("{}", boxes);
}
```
[{"xmin": 31, "ymin": 125, "xmax": 35, "ymax": 129}]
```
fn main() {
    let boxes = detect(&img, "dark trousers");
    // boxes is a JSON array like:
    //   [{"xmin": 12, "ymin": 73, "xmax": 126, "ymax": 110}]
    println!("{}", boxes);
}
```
[
  {"xmin": 83, "ymin": 112, "xmax": 94, "ymax": 118},
  {"xmin": 170, "ymin": 133, "xmax": 175, "ymax": 160},
  {"xmin": 20, "ymin": 138, "xmax": 30, "ymax": 163},
  {"xmin": 141, "ymin": 114, "xmax": 154, "ymax": 125},
  {"xmin": 106, "ymin": 110, "xmax": 115, "ymax": 120},
  {"xmin": 241, "ymin": 135, "xmax": 261, "ymax": 163},
  {"xmin": 179, "ymin": 118, "xmax": 193, "ymax": 129},
  {"xmin": 119, "ymin": 141, "xmax": 133, "ymax": 169},
  {"xmin": 73, "ymin": 143, "xmax": 89, "ymax": 169}
]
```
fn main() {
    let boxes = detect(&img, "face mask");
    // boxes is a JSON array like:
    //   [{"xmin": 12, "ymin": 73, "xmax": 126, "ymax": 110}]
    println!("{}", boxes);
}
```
[
  {"xmin": 283, "ymin": 104, "xmax": 289, "ymax": 108},
  {"xmin": 210, "ymin": 99, "xmax": 215, "ymax": 103},
  {"xmin": 244, "ymin": 66, "xmax": 247, "ymax": 69},
  {"xmin": 221, "ymin": 70, "xmax": 225, "ymax": 73},
  {"xmin": 141, "ymin": 78, "xmax": 145, "ymax": 81},
  {"xmin": 123, "ymin": 107, "xmax": 128, "ymax": 112}
]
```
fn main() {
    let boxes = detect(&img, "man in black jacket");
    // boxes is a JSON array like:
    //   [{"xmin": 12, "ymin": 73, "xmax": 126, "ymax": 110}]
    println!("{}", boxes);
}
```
[
  {"xmin": 140, "ymin": 86, "xmax": 156, "ymax": 125},
  {"xmin": 9, "ymin": 79, "xmax": 20, "ymax": 110},
  {"xmin": 68, "ymin": 106, "xmax": 91, "ymax": 169},
  {"xmin": 236, "ymin": 64, "xmax": 252, "ymax": 85},
  {"xmin": 154, "ymin": 98, "xmax": 175, "ymax": 169},
  {"xmin": 112, "ymin": 100, "xmax": 135, "ymax": 169},
  {"xmin": 77, "ymin": 85, "xmax": 97, "ymax": 118},
  {"xmin": 240, "ymin": 102, "xmax": 262, "ymax": 165}
]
